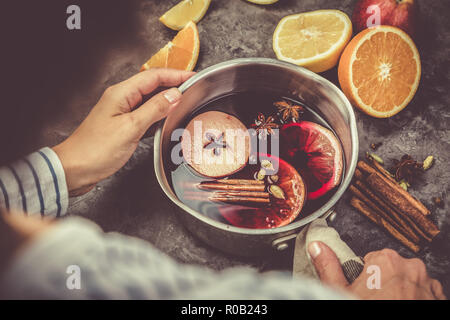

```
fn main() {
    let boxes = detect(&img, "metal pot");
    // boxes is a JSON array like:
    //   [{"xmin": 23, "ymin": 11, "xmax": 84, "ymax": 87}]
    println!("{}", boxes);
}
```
[{"xmin": 153, "ymin": 58, "xmax": 358, "ymax": 256}]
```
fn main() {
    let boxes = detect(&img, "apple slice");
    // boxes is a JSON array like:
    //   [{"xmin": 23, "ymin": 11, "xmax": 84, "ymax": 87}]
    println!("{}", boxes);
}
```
[{"xmin": 181, "ymin": 111, "xmax": 250, "ymax": 178}]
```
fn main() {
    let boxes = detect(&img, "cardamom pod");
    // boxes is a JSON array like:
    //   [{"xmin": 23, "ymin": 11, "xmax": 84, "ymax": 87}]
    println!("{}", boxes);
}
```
[
  {"xmin": 367, "ymin": 152, "xmax": 384, "ymax": 165},
  {"xmin": 399, "ymin": 180, "xmax": 409, "ymax": 191},
  {"xmin": 269, "ymin": 185, "xmax": 285, "ymax": 200},
  {"xmin": 423, "ymin": 156, "xmax": 434, "ymax": 170},
  {"xmin": 261, "ymin": 160, "xmax": 274, "ymax": 171},
  {"xmin": 268, "ymin": 175, "xmax": 279, "ymax": 184},
  {"xmin": 256, "ymin": 168, "xmax": 266, "ymax": 181}
]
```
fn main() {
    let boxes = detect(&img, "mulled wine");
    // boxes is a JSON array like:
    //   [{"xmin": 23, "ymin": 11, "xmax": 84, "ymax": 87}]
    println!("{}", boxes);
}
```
[{"xmin": 167, "ymin": 91, "xmax": 344, "ymax": 229}]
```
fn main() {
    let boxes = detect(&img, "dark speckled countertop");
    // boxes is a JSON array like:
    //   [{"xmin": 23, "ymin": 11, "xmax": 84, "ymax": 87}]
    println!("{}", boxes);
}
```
[{"xmin": 1, "ymin": 0, "xmax": 448, "ymax": 297}]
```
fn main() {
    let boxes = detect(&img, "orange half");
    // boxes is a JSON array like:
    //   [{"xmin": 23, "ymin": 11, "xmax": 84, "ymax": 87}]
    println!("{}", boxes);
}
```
[
  {"xmin": 141, "ymin": 21, "xmax": 199, "ymax": 72},
  {"xmin": 338, "ymin": 26, "xmax": 421, "ymax": 118}
]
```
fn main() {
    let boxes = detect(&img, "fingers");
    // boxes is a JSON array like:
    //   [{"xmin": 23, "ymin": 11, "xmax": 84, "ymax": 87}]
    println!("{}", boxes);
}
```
[
  {"xmin": 364, "ymin": 248, "xmax": 399, "ymax": 276},
  {"xmin": 431, "ymin": 279, "xmax": 446, "ymax": 300},
  {"xmin": 131, "ymin": 87, "xmax": 182, "ymax": 132},
  {"xmin": 126, "ymin": 68, "xmax": 194, "ymax": 94},
  {"xmin": 69, "ymin": 184, "xmax": 96, "ymax": 197},
  {"xmin": 363, "ymin": 249, "xmax": 446, "ymax": 300},
  {"xmin": 116, "ymin": 68, "xmax": 195, "ymax": 108},
  {"xmin": 308, "ymin": 241, "xmax": 349, "ymax": 288},
  {"xmin": 405, "ymin": 258, "xmax": 428, "ymax": 284}
]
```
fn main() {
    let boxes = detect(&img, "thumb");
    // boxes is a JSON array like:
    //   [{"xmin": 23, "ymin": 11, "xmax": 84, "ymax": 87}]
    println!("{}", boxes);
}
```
[
  {"xmin": 308, "ymin": 241, "xmax": 349, "ymax": 288},
  {"xmin": 132, "ymin": 87, "xmax": 182, "ymax": 131}
]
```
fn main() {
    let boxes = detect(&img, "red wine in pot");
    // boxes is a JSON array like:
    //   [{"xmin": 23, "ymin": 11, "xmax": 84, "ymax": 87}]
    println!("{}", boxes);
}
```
[{"xmin": 167, "ymin": 91, "xmax": 345, "ymax": 229}]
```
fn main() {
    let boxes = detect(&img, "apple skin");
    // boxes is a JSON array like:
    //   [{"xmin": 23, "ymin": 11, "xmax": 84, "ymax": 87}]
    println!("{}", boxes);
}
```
[{"xmin": 352, "ymin": 0, "xmax": 417, "ymax": 38}]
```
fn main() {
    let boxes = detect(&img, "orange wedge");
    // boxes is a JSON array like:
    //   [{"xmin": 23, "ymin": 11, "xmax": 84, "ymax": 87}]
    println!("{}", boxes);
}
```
[
  {"xmin": 141, "ymin": 21, "xmax": 199, "ymax": 72},
  {"xmin": 160, "ymin": 0, "xmax": 211, "ymax": 31},
  {"xmin": 338, "ymin": 26, "xmax": 421, "ymax": 118}
]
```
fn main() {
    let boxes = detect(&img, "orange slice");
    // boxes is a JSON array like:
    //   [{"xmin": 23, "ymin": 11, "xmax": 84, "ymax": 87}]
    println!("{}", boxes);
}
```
[
  {"xmin": 141, "ymin": 21, "xmax": 199, "ymax": 72},
  {"xmin": 273, "ymin": 10, "xmax": 352, "ymax": 73},
  {"xmin": 160, "ymin": 0, "xmax": 211, "ymax": 31},
  {"xmin": 338, "ymin": 26, "xmax": 421, "ymax": 118}
]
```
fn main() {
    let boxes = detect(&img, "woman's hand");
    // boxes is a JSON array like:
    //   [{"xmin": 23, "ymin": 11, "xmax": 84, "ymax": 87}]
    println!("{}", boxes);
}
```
[
  {"xmin": 309, "ymin": 241, "xmax": 446, "ymax": 300},
  {"xmin": 0, "ymin": 209, "xmax": 53, "ymax": 275},
  {"xmin": 53, "ymin": 68, "xmax": 195, "ymax": 196}
]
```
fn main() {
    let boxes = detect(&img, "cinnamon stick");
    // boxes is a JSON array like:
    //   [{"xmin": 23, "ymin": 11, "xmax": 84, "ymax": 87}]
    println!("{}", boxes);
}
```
[
  {"xmin": 213, "ymin": 191, "xmax": 270, "ymax": 198},
  {"xmin": 366, "ymin": 157, "xmax": 397, "ymax": 183},
  {"xmin": 209, "ymin": 196, "xmax": 270, "ymax": 204},
  {"xmin": 358, "ymin": 159, "xmax": 396, "ymax": 183},
  {"xmin": 358, "ymin": 160, "xmax": 430, "ymax": 217},
  {"xmin": 365, "ymin": 172, "xmax": 438, "ymax": 238},
  {"xmin": 357, "ymin": 160, "xmax": 378, "ymax": 176},
  {"xmin": 354, "ymin": 168, "xmax": 364, "ymax": 180},
  {"xmin": 349, "ymin": 185, "xmax": 420, "ymax": 244},
  {"xmin": 350, "ymin": 197, "xmax": 420, "ymax": 253},
  {"xmin": 198, "ymin": 183, "xmax": 265, "ymax": 192},
  {"xmin": 215, "ymin": 179, "xmax": 265, "ymax": 185},
  {"xmin": 354, "ymin": 180, "xmax": 432, "ymax": 243}
]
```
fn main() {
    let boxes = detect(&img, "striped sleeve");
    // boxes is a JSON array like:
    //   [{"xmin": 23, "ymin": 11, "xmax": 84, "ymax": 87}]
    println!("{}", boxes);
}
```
[
  {"xmin": 0, "ymin": 217, "xmax": 350, "ymax": 299},
  {"xmin": 0, "ymin": 147, "xmax": 69, "ymax": 217}
]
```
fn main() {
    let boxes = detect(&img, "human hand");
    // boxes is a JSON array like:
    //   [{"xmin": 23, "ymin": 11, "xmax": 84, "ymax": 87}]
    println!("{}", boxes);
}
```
[
  {"xmin": 308, "ymin": 241, "xmax": 446, "ymax": 300},
  {"xmin": 53, "ymin": 68, "xmax": 195, "ymax": 196},
  {"xmin": 0, "ymin": 209, "xmax": 53, "ymax": 274}
]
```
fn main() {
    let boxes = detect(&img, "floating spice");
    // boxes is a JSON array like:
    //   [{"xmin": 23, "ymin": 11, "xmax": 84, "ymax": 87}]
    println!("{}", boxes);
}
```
[
  {"xmin": 268, "ymin": 175, "xmax": 279, "ymax": 184},
  {"xmin": 269, "ymin": 185, "xmax": 286, "ymax": 200},
  {"xmin": 251, "ymin": 113, "xmax": 278, "ymax": 139},
  {"xmin": 261, "ymin": 159, "xmax": 274, "ymax": 170},
  {"xmin": 256, "ymin": 168, "xmax": 266, "ymax": 181},
  {"xmin": 274, "ymin": 100, "xmax": 304, "ymax": 123},
  {"xmin": 203, "ymin": 132, "xmax": 228, "ymax": 156}
]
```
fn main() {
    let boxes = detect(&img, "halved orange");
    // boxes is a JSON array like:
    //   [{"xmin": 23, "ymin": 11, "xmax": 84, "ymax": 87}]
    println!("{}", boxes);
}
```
[
  {"xmin": 273, "ymin": 10, "xmax": 352, "ymax": 73},
  {"xmin": 338, "ymin": 26, "xmax": 421, "ymax": 118},
  {"xmin": 141, "ymin": 21, "xmax": 199, "ymax": 72}
]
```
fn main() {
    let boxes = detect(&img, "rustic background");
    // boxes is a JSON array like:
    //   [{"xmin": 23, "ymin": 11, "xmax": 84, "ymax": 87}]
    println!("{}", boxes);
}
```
[{"xmin": 0, "ymin": 0, "xmax": 449, "ymax": 297}]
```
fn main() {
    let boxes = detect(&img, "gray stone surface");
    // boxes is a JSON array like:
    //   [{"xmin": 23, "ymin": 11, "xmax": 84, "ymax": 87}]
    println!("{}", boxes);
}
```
[{"xmin": 3, "ymin": 0, "xmax": 449, "ymax": 297}]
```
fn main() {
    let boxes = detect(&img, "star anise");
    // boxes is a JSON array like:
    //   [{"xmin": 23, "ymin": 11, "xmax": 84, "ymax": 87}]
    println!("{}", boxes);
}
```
[
  {"xmin": 204, "ymin": 132, "xmax": 228, "ymax": 156},
  {"xmin": 274, "ymin": 100, "xmax": 304, "ymax": 123},
  {"xmin": 251, "ymin": 113, "xmax": 279, "ymax": 139},
  {"xmin": 391, "ymin": 154, "xmax": 423, "ymax": 184}
]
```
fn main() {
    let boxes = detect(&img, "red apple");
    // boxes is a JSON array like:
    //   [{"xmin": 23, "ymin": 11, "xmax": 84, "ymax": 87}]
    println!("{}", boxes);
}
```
[{"xmin": 352, "ymin": 0, "xmax": 418, "ymax": 38}]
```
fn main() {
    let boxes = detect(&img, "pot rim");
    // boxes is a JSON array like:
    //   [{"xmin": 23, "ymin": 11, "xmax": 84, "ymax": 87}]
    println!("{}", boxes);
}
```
[{"xmin": 154, "ymin": 58, "xmax": 358, "ymax": 236}]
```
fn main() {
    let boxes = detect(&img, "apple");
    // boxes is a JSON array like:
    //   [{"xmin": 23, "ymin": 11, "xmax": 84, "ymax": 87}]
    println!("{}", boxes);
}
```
[{"xmin": 352, "ymin": 0, "xmax": 418, "ymax": 38}]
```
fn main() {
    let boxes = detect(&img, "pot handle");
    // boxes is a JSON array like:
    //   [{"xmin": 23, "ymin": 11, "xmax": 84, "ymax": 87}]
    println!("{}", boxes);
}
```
[{"xmin": 271, "ymin": 209, "xmax": 336, "ymax": 251}]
